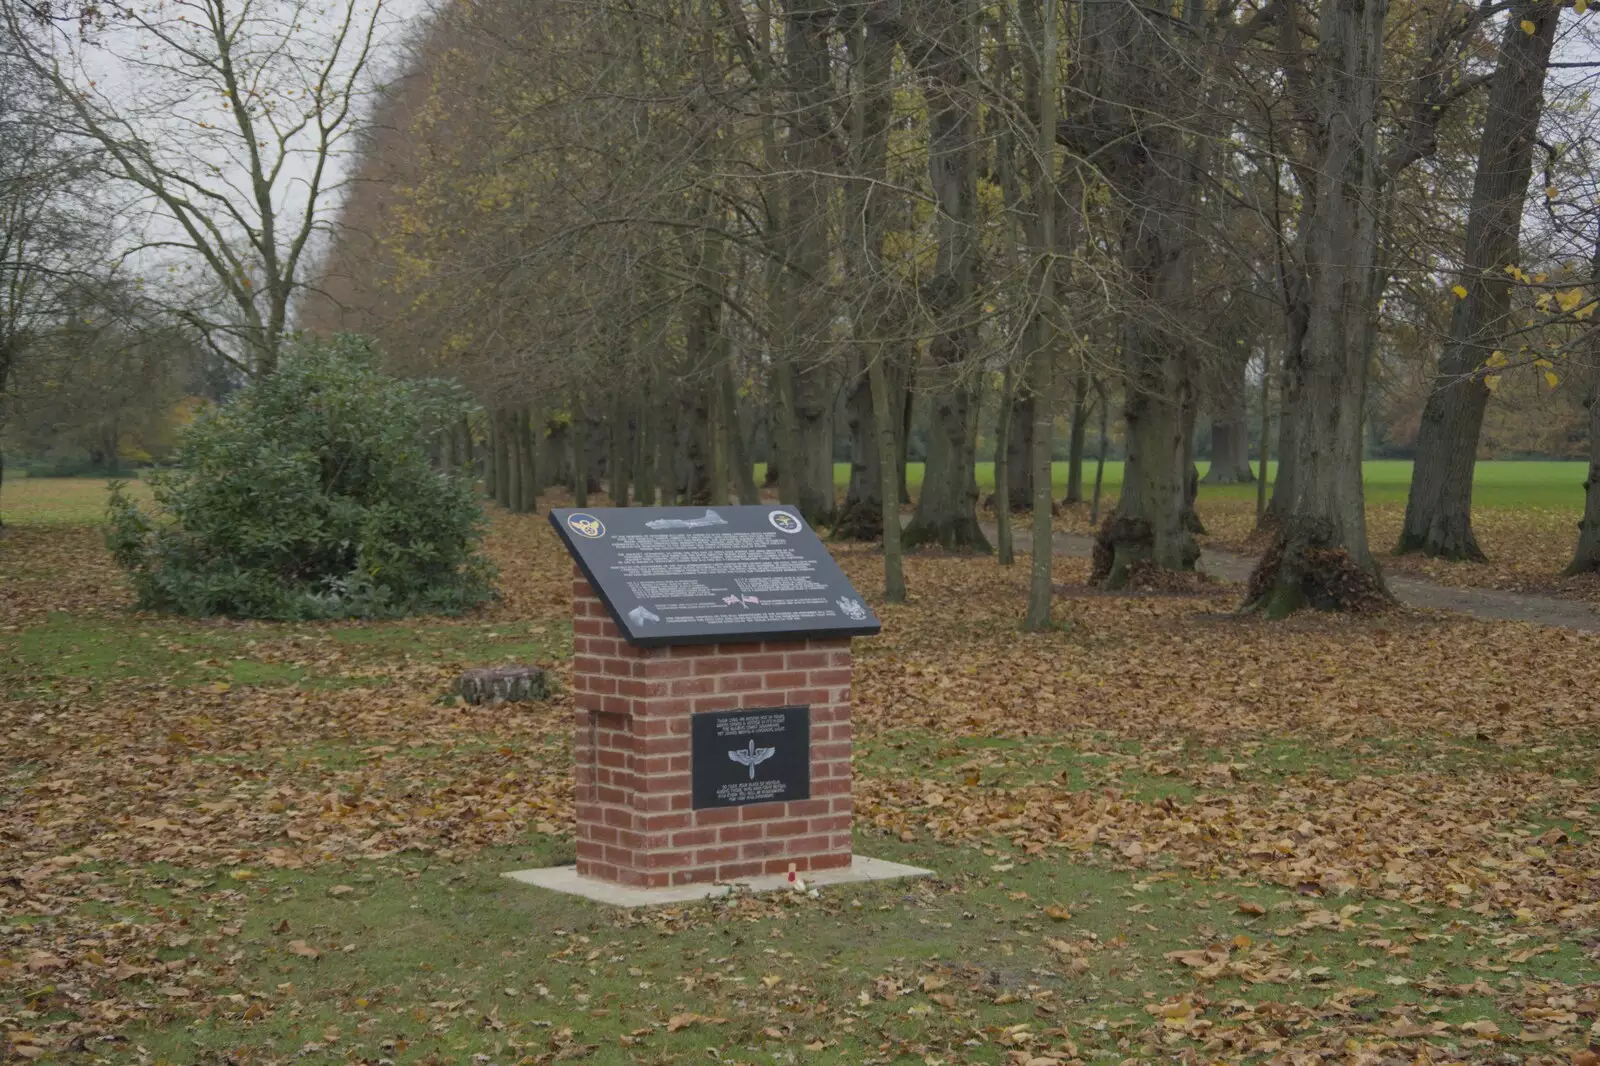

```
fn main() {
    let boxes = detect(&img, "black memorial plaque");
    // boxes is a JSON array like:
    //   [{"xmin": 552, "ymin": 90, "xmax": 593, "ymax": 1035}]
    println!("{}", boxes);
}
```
[
  {"xmin": 691, "ymin": 705, "xmax": 810, "ymax": 809},
  {"xmin": 550, "ymin": 505, "xmax": 881, "ymax": 647}
]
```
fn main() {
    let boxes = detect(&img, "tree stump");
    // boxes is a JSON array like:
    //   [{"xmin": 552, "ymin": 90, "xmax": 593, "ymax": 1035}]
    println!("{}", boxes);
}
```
[{"xmin": 456, "ymin": 665, "xmax": 552, "ymax": 705}]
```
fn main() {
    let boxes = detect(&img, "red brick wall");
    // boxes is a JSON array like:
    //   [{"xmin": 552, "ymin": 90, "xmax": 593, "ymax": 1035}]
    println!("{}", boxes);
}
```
[{"xmin": 570, "ymin": 570, "xmax": 853, "ymax": 887}]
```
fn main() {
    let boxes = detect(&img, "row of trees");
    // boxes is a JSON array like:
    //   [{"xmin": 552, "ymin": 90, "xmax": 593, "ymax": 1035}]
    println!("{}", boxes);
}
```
[
  {"xmin": 305, "ymin": 0, "xmax": 1600, "ymax": 619},
  {"xmin": 7, "ymin": 0, "xmax": 1600, "ymax": 623}
]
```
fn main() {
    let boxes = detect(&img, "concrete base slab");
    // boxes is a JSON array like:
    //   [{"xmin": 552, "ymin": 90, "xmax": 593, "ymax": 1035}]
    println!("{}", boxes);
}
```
[{"xmin": 503, "ymin": 855, "xmax": 932, "ymax": 907}]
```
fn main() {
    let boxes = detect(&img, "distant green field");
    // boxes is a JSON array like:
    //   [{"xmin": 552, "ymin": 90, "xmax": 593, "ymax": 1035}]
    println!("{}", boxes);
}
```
[
  {"xmin": 791, "ymin": 459, "xmax": 1591, "ymax": 511},
  {"xmin": 2, "ymin": 461, "xmax": 1588, "ymax": 529}
]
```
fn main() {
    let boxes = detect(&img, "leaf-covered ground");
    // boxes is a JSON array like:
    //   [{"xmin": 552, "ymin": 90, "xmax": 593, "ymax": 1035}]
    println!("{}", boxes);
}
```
[
  {"xmin": 1187, "ymin": 499, "xmax": 1600, "ymax": 602},
  {"xmin": 1041, "ymin": 495, "xmax": 1600, "ymax": 604},
  {"xmin": 2, "ymin": 479, "xmax": 1598, "ymax": 1066}
]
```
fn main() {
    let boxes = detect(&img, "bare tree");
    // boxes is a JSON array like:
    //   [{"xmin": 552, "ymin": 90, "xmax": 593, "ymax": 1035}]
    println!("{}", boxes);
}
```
[{"xmin": 5, "ymin": 0, "xmax": 388, "ymax": 378}]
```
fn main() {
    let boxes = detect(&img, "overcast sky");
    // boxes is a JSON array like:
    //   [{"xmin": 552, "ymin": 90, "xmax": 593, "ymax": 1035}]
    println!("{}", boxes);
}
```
[{"xmin": 45, "ymin": 0, "xmax": 435, "ymax": 303}]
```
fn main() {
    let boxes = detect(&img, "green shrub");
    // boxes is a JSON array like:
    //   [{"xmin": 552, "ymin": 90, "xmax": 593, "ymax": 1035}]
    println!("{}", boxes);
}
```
[{"xmin": 106, "ymin": 335, "xmax": 493, "ymax": 620}]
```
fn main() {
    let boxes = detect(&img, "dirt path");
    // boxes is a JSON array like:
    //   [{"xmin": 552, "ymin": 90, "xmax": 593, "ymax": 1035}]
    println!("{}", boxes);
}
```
[{"xmin": 981, "ymin": 523, "xmax": 1600, "ymax": 632}]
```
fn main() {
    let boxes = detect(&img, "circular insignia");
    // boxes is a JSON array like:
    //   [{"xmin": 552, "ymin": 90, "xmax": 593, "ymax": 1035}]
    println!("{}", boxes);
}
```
[
  {"xmin": 768, "ymin": 509, "xmax": 803, "ymax": 534},
  {"xmin": 567, "ymin": 512, "xmax": 606, "ymax": 539}
]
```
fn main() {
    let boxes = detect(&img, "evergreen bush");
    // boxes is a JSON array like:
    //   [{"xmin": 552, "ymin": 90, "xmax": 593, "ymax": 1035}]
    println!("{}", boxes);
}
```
[{"xmin": 107, "ymin": 335, "xmax": 493, "ymax": 619}]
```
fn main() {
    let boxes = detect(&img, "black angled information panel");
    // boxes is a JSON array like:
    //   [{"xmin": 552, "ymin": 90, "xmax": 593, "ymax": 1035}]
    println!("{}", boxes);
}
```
[{"xmin": 549, "ymin": 505, "xmax": 881, "ymax": 647}]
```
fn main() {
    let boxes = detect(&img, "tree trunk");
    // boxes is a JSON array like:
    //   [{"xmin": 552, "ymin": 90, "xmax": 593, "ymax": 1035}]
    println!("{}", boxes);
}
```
[
  {"xmin": 1065, "ymin": 373, "xmax": 1089, "ymax": 503},
  {"xmin": 1090, "ymin": 380, "xmax": 1109, "ymax": 525},
  {"xmin": 1020, "ymin": 0, "xmax": 1060, "ymax": 629},
  {"xmin": 1256, "ymin": 348, "xmax": 1272, "ymax": 520},
  {"xmin": 961, "ymin": 370, "xmax": 985, "ymax": 529},
  {"xmin": 1203, "ymin": 348, "xmax": 1255, "ymax": 483},
  {"xmin": 897, "ymin": 366, "xmax": 914, "ymax": 504},
  {"xmin": 1025, "ymin": 344, "xmax": 1056, "ymax": 627},
  {"xmin": 656, "ymin": 391, "xmax": 680, "ymax": 504},
  {"xmin": 495, "ymin": 408, "xmax": 514, "ymax": 507},
  {"xmin": 710, "ymin": 334, "xmax": 743, "ymax": 506},
  {"xmin": 1565, "ymin": 376, "xmax": 1600, "ymax": 575},
  {"xmin": 725, "ymin": 369, "xmax": 760, "ymax": 504},
  {"xmin": 994, "ymin": 365, "xmax": 1015, "ymax": 566},
  {"xmin": 517, "ymin": 407, "xmax": 538, "ymax": 513},
  {"xmin": 506, "ymin": 408, "xmax": 523, "ymax": 509},
  {"xmin": 710, "ymin": 376, "xmax": 731, "ymax": 507},
  {"xmin": 505, "ymin": 406, "xmax": 524, "ymax": 512},
  {"xmin": 780, "ymin": 0, "xmax": 838, "ymax": 526},
  {"xmin": 1001, "ymin": 392, "xmax": 1034, "ymax": 512},
  {"xmin": 635, "ymin": 396, "xmax": 655, "ymax": 506},
  {"xmin": 1398, "ymin": 0, "xmax": 1558, "ymax": 561},
  {"xmin": 1083, "ymin": 0, "xmax": 1200, "ymax": 587},
  {"xmin": 681, "ymin": 356, "xmax": 715, "ymax": 508},
  {"xmin": 870, "ymin": 346, "xmax": 907, "ymax": 600},
  {"xmin": 681, "ymin": 383, "xmax": 712, "ymax": 504},
  {"xmin": 499, "ymin": 406, "xmax": 518, "ymax": 505},
  {"xmin": 771, "ymin": 367, "xmax": 798, "ymax": 506},
  {"xmin": 531, "ymin": 407, "xmax": 547, "ymax": 510},
  {"xmin": 545, "ymin": 417, "xmax": 570, "ymax": 492},
  {"xmin": 1101, "ymin": 363, "xmax": 1197, "ymax": 587},
  {"xmin": 1263, "ymin": 272, "xmax": 1309, "ymax": 530},
  {"xmin": 1204, "ymin": 420, "xmax": 1253, "ymax": 483},
  {"xmin": 790, "ymin": 371, "xmax": 835, "ymax": 523},
  {"xmin": 837, "ymin": 354, "xmax": 883, "ymax": 540},
  {"xmin": 906, "ymin": 384, "xmax": 989, "ymax": 550},
  {"xmin": 571, "ymin": 399, "xmax": 589, "ymax": 508},
  {"xmin": 903, "ymin": 0, "xmax": 988, "ymax": 553},
  {"xmin": 484, "ymin": 413, "xmax": 498, "ymax": 501},
  {"xmin": 1247, "ymin": 0, "xmax": 1391, "ymax": 616},
  {"xmin": 1181, "ymin": 392, "xmax": 1203, "ymax": 535},
  {"xmin": 839, "ymin": 16, "xmax": 897, "ymax": 552},
  {"xmin": 609, "ymin": 393, "xmax": 632, "ymax": 506}
]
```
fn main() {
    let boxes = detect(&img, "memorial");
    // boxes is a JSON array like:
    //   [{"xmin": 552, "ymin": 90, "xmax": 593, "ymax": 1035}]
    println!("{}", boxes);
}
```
[
  {"xmin": 505, "ymin": 504, "xmax": 929, "ymax": 904},
  {"xmin": 548, "ymin": 504, "xmax": 881, "ymax": 646}
]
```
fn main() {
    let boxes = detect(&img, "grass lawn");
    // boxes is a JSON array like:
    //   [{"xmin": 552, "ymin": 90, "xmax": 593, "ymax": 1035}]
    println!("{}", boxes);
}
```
[
  {"xmin": 6, "ymin": 460, "xmax": 1589, "ymax": 528},
  {"xmin": 2, "ymin": 482, "xmax": 1598, "ymax": 1065},
  {"xmin": 753, "ymin": 459, "xmax": 1593, "ymax": 511}
]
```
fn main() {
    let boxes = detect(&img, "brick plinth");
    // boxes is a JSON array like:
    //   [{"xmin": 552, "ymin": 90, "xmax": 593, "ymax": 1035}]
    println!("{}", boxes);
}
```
[{"xmin": 570, "ymin": 568, "xmax": 853, "ymax": 887}]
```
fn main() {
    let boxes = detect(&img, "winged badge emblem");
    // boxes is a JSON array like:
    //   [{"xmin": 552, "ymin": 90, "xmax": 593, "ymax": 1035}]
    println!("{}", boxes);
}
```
[{"xmin": 728, "ymin": 739, "xmax": 776, "ymax": 779}]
